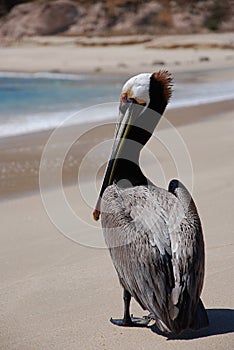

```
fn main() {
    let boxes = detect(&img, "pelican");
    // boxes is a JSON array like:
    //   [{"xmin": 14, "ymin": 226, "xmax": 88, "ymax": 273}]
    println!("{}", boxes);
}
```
[{"xmin": 93, "ymin": 71, "xmax": 209, "ymax": 334}]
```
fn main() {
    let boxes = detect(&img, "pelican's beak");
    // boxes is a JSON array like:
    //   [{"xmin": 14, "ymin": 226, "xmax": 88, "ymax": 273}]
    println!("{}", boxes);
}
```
[{"xmin": 93, "ymin": 101, "xmax": 144, "ymax": 221}]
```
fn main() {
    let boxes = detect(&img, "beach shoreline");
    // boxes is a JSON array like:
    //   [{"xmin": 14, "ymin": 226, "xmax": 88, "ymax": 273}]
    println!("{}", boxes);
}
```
[{"xmin": 1, "ymin": 98, "xmax": 234, "ymax": 200}]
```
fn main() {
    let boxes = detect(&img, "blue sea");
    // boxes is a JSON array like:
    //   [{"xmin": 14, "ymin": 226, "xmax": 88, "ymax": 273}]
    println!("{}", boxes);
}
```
[{"xmin": 1, "ymin": 71, "xmax": 234, "ymax": 138}]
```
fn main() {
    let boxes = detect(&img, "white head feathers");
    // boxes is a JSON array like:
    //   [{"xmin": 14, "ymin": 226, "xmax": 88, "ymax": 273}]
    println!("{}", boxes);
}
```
[{"xmin": 121, "ymin": 73, "xmax": 151, "ymax": 105}]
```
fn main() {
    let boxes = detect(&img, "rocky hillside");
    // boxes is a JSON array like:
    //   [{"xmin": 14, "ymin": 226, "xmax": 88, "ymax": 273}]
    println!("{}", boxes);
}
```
[{"xmin": 0, "ymin": 0, "xmax": 233, "ymax": 41}]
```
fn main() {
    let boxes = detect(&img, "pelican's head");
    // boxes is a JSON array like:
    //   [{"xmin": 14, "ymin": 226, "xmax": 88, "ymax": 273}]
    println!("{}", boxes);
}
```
[
  {"xmin": 120, "ymin": 73, "xmax": 151, "ymax": 106},
  {"xmin": 93, "ymin": 71, "xmax": 172, "ymax": 221},
  {"xmin": 120, "ymin": 70, "xmax": 172, "ymax": 113}
]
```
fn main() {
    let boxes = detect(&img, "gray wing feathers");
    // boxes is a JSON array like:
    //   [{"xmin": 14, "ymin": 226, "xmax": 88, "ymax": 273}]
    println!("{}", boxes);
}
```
[
  {"xmin": 101, "ymin": 182, "xmax": 206, "ymax": 333},
  {"xmin": 168, "ymin": 179, "xmax": 206, "ymax": 329}
]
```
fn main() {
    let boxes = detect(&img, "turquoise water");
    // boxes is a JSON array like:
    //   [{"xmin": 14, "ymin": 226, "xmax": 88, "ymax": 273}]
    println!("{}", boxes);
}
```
[
  {"xmin": 1, "ymin": 74, "xmax": 122, "ymax": 114},
  {"xmin": 1, "ymin": 72, "xmax": 234, "ymax": 138},
  {"xmin": 0, "ymin": 73, "xmax": 123, "ymax": 137}
]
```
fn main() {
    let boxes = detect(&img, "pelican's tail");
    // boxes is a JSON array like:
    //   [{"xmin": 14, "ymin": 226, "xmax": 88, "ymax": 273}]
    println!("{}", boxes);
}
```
[
  {"xmin": 189, "ymin": 299, "xmax": 209, "ymax": 331},
  {"xmin": 153, "ymin": 298, "xmax": 209, "ymax": 335}
]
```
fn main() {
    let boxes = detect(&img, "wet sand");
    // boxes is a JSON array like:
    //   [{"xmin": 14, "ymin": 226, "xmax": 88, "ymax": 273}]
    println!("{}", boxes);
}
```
[{"xmin": 1, "ymin": 98, "xmax": 234, "ymax": 198}]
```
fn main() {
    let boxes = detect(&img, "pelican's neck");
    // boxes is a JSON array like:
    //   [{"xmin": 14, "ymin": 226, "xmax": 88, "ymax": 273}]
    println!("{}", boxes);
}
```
[
  {"xmin": 111, "ymin": 155, "xmax": 147, "ymax": 189},
  {"xmin": 115, "ymin": 105, "xmax": 164, "ymax": 188},
  {"xmin": 112, "ymin": 119, "xmax": 156, "ymax": 188}
]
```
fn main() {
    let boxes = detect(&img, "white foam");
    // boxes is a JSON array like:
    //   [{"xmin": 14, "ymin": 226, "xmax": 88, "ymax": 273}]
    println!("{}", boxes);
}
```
[
  {"xmin": 1, "ymin": 76, "xmax": 234, "ymax": 138},
  {"xmin": 0, "ymin": 105, "xmax": 118, "ymax": 138},
  {"xmin": 0, "ymin": 71, "xmax": 87, "ymax": 81},
  {"xmin": 169, "ymin": 80, "xmax": 234, "ymax": 109}
]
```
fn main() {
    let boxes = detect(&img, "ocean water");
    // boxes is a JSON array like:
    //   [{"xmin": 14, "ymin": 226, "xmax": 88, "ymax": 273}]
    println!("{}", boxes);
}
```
[
  {"xmin": 1, "ymin": 71, "xmax": 234, "ymax": 138},
  {"xmin": 0, "ymin": 72, "xmax": 123, "ymax": 138}
]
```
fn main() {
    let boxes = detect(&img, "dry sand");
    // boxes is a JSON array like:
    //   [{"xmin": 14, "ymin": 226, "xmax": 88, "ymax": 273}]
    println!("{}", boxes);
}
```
[
  {"xmin": 0, "ymin": 33, "xmax": 234, "ymax": 349},
  {"xmin": 0, "ymin": 32, "xmax": 234, "ymax": 76}
]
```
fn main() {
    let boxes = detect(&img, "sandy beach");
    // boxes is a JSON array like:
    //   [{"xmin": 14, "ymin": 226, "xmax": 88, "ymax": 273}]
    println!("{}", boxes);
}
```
[
  {"xmin": 0, "ymin": 33, "xmax": 234, "ymax": 349},
  {"xmin": 1, "ymin": 32, "xmax": 234, "ymax": 76}
]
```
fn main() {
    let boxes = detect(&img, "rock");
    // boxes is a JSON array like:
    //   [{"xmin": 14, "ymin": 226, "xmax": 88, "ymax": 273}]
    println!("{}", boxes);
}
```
[
  {"xmin": 35, "ymin": 0, "xmax": 79, "ymax": 35},
  {"xmin": 152, "ymin": 60, "xmax": 165, "ymax": 66},
  {"xmin": 199, "ymin": 56, "xmax": 210, "ymax": 62},
  {"xmin": 0, "ymin": 0, "xmax": 79, "ymax": 39},
  {"xmin": 67, "ymin": 3, "xmax": 110, "ymax": 35},
  {"xmin": 112, "ymin": 1, "xmax": 163, "ymax": 35},
  {"xmin": 117, "ymin": 62, "xmax": 128, "ymax": 68},
  {"xmin": 0, "ymin": 0, "xmax": 234, "ymax": 41}
]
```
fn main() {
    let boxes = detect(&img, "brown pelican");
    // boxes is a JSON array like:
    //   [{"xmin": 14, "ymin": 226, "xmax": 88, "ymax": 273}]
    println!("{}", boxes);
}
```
[{"xmin": 93, "ymin": 71, "xmax": 209, "ymax": 334}]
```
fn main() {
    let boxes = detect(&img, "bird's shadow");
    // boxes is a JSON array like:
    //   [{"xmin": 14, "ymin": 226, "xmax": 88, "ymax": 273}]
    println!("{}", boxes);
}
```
[{"xmin": 150, "ymin": 308, "xmax": 234, "ymax": 340}]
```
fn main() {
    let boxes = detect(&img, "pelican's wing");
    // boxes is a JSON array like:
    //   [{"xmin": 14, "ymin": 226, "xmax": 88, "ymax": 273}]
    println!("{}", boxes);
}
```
[
  {"xmin": 168, "ymin": 179, "xmax": 208, "ymax": 330},
  {"xmin": 101, "ymin": 184, "xmax": 186, "ymax": 332}
]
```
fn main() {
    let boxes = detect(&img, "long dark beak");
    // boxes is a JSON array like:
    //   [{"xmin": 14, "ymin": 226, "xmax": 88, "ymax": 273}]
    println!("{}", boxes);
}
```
[{"xmin": 93, "ymin": 102, "xmax": 144, "ymax": 221}]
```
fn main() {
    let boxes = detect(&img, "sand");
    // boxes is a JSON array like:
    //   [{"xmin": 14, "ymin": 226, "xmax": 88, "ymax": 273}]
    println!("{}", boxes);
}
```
[
  {"xmin": 1, "ymin": 108, "xmax": 234, "ymax": 349},
  {"xmin": 0, "ymin": 32, "xmax": 234, "ymax": 76},
  {"xmin": 0, "ymin": 33, "xmax": 234, "ymax": 349}
]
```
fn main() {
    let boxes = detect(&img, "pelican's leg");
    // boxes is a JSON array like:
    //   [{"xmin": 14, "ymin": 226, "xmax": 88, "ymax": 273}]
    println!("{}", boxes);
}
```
[
  {"xmin": 110, "ymin": 289, "xmax": 133, "ymax": 326},
  {"xmin": 123, "ymin": 289, "xmax": 132, "ymax": 325},
  {"xmin": 110, "ymin": 290, "xmax": 151, "ymax": 327}
]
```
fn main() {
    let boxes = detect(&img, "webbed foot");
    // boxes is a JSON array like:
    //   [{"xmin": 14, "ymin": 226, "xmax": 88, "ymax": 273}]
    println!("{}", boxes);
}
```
[{"xmin": 110, "ymin": 315, "xmax": 152, "ymax": 327}]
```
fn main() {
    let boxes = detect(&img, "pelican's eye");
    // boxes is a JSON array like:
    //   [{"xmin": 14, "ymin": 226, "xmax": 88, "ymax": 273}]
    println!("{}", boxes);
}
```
[
  {"xmin": 121, "ymin": 93, "xmax": 138, "ymax": 104},
  {"xmin": 121, "ymin": 93, "xmax": 128, "ymax": 103}
]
